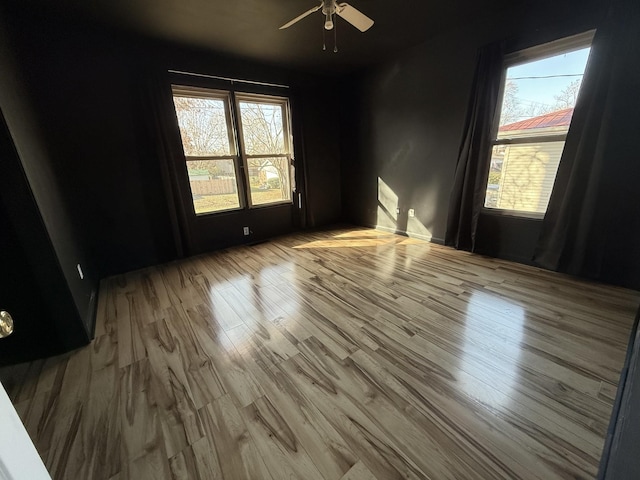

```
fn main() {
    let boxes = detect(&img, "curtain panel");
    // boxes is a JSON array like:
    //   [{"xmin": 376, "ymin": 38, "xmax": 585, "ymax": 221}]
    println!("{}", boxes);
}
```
[
  {"xmin": 534, "ymin": 0, "xmax": 640, "ymax": 289},
  {"xmin": 445, "ymin": 41, "xmax": 504, "ymax": 251},
  {"xmin": 134, "ymin": 72, "xmax": 192, "ymax": 258}
]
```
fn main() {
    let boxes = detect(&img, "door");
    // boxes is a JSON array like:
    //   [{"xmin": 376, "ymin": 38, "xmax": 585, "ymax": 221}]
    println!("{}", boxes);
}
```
[
  {"xmin": 0, "ymin": 112, "xmax": 64, "ymax": 365},
  {"xmin": 167, "ymin": 76, "xmax": 300, "ymax": 254},
  {"xmin": 0, "ymin": 379, "xmax": 51, "ymax": 479}
]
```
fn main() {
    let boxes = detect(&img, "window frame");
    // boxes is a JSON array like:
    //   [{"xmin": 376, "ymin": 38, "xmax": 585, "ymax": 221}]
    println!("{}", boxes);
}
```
[
  {"xmin": 234, "ymin": 93, "xmax": 294, "ymax": 209},
  {"xmin": 171, "ymin": 86, "xmax": 245, "ymax": 215},
  {"xmin": 482, "ymin": 30, "xmax": 595, "ymax": 219},
  {"xmin": 170, "ymin": 85, "xmax": 295, "ymax": 216}
]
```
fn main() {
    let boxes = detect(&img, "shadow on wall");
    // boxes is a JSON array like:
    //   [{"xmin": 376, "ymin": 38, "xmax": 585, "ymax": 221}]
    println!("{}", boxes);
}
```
[{"xmin": 376, "ymin": 177, "xmax": 433, "ymax": 241}]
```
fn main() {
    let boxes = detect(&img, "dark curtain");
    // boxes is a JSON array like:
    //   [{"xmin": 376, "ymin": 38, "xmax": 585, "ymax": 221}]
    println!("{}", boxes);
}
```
[
  {"xmin": 534, "ymin": 0, "xmax": 640, "ymax": 289},
  {"xmin": 133, "ymin": 71, "xmax": 191, "ymax": 258},
  {"xmin": 445, "ymin": 41, "xmax": 504, "ymax": 251},
  {"xmin": 289, "ymin": 90, "xmax": 309, "ymax": 230}
]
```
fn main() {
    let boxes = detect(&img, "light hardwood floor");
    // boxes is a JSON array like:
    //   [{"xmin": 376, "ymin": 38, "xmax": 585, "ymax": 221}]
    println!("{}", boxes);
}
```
[{"xmin": 2, "ymin": 227, "xmax": 639, "ymax": 479}]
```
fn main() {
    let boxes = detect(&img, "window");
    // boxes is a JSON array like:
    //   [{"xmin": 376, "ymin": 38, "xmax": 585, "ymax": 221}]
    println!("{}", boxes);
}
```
[
  {"xmin": 172, "ymin": 86, "xmax": 294, "ymax": 215},
  {"xmin": 484, "ymin": 33, "xmax": 592, "ymax": 217},
  {"xmin": 236, "ymin": 95, "xmax": 293, "ymax": 207},
  {"xmin": 172, "ymin": 88, "xmax": 241, "ymax": 214}
]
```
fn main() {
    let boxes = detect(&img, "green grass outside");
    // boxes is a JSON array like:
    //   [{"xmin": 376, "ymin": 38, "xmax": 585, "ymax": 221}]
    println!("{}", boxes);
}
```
[{"xmin": 193, "ymin": 189, "xmax": 287, "ymax": 214}]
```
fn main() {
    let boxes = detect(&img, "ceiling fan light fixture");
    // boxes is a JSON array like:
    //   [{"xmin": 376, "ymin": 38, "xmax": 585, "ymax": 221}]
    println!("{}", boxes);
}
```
[
  {"xmin": 279, "ymin": 0, "xmax": 374, "ymax": 49},
  {"xmin": 324, "ymin": 13, "xmax": 334, "ymax": 30}
]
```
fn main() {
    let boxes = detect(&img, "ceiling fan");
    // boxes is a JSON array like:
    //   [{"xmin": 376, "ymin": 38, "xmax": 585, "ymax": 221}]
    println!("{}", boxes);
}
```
[{"xmin": 279, "ymin": 1, "xmax": 374, "ymax": 33}]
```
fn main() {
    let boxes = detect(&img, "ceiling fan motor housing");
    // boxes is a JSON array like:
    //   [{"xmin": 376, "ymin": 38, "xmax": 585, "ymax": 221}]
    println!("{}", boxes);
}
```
[
  {"xmin": 322, "ymin": 0, "xmax": 337, "ymax": 15},
  {"xmin": 322, "ymin": 1, "xmax": 337, "ymax": 29}
]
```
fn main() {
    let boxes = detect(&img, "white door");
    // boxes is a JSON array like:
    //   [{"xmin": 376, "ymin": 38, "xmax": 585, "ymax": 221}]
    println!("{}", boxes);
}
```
[{"xmin": 0, "ymin": 379, "xmax": 50, "ymax": 480}]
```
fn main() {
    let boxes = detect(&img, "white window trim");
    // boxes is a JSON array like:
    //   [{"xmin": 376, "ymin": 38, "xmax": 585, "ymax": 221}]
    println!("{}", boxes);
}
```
[
  {"xmin": 482, "ymin": 31, "xmax": 595, "ymax": 218},
  {"xmin": 171, "ymin": 86, "xmax": 295, "ymax": 215},
  {"xmin": 235, "ymin": 93, "xmax": 294, "ymax": 209}
]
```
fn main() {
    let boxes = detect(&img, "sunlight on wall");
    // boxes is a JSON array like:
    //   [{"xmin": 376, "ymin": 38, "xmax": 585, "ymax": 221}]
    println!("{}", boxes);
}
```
[
  {"xmin": 376, "ymin": 177, "xmax": 433, "ymax": 241},
  {"xmin": 406, "ymin": 216, "xmax": 433, "ymax": 241},
  {"xmin": 376, "ymin": 177, "xmax": 398, "ymax": 230},
  {"xmin": 460, "ymin": 291, "xmax": 525, "ymax": 408}
]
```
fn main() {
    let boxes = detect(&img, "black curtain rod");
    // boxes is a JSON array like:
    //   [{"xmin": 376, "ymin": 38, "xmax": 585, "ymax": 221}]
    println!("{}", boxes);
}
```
[{"xmin": 167, "ymin": 70, "xmax": 290, "ymax": 89}]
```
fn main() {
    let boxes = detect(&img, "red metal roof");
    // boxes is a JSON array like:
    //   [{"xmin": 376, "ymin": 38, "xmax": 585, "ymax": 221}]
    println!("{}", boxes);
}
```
[{"xmin": 499, "ymin": 108, "xmax": 574, "ymax": 131}]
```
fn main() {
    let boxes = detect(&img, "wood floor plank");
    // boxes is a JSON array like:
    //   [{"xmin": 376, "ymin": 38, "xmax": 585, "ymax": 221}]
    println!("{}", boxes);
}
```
[
  {"xmin": 340, "ymin": 460, "xmax": 379, "ymax": 480},
  {"xmin": 240, "ymin": 395, "xmax": 327, "ymax": 480},
  {"xmin": 44, "ymin": 408, "xmax": 84, "ymax": 480},
  {"xmin": 142, "ymin": 320, "xmax": 205, "ymax": 458},
  {"xmin": 199, "ymin": 395, "xmax": 272, "ymax": 480},
  {"xmin": 3, "ymin": 226, "xmax": 638, "ymax": 480},
  {"xmin": 228, "ymin": 339, "xmax": 360, "ymax": 479},
  {"xmin": 407, "ymin": 316, "xmax": 615, "ymax": 434},
  {"xmin": 94, "ymin": 278, "xmax": 118, "ymax": 338},
  {"xmin": 378, "ymin": 319, "xmax": 607, "ymax": 450},
  {"xmin": 160, "ymin": 305, "xmax": 227, "ymax": 409},
  {"xmin": 181, "ymin": 303, "xmax": 265, "ymax": 408},
  {"xmin": 280, "ymin": 352, "xmax": 432, "ymax": 480},
  {"xmin": 168, "ymin": 448, "xmax": 198, "ymax": 480},
  {"xmin": 124, "ymin": 446, "xmax": 171, "ymax": 480},
  {"xmin": 302, "ymin": 337, "xmax": 527, "ymax": 480},
  {"xmin": 64, "ymin": 364, "xmax": 121, "ymax": 480},
  {"xmin": 168, "ymin": 436, "xmax": 224, "ymax": 480},
  {"xmin": 120, "ymin": 359, "xmax": 165, "ymax": 464},
  {"xmin": 411, "ymin": 314, "xmax": 609, "ymax": 430},
  {"xmin": 194, "ymin": 286, "xmax": 245, "ymax": 331},
  {"xmin": 352, "ymin": 344, "xmax": 599, "ymax": 479}
]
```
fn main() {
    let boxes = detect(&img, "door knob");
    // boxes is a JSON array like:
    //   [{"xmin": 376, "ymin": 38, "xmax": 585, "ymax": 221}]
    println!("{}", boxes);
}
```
[{"xmin": 0, "ymin": 311, "xmax": 14, "ymax": 338}]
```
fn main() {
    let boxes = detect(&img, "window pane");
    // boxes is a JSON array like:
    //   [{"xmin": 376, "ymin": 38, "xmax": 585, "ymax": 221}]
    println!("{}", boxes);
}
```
[
  {"xmin": 173, "ymin": 96, "xmax": 231, "ymax": 156},
  {"xmin": 238, "ymin": 102, "xmax": 286, "ymax": 155},
  {"xmin": 486, "ymin": 42, "xmax": 591, "ymax": 215},
  {"xmin": 187, "ymin": 159, "xmax": 240, "ymax": 214},
  {"xmin": 247, "ymin": 157, "xmax": 291, "ymax": 206},
  {"xmin": 484, "ymin": 142, "xmax": 565, "ymax": 214},
  {"xmin": 497, "ymin": 47, "xmax": 590, "ymax": 137}
]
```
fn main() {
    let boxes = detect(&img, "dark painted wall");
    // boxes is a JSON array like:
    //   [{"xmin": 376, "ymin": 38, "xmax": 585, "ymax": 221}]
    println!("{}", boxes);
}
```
[
  {"xmin": 341, "ymin": 0, "xmax": 603, "ymax": 250},
  {"xmin": 0, "ymin": 111, "xmax": 89, "ymax": 365},
  {"xmin": 154, "ymin": 50, "xmax": 343, "ymax": 253},
  {"xmin": 298, "ymin": 92, "xmax": 342, "ymax": 227},
  {"xmin": 475, "ymin": 215, "xmax": 542, "ymax": 265},
  {"xmin": 0, "ymin": 10, "xmax": 97, "ymax": 336},
  {"xmin": 0, "ymin": 4, "xmax": 343, "ymax": 276},
  {"xmin": 0, "ymin": 3, "xmax": 343, "ymax": 360}
]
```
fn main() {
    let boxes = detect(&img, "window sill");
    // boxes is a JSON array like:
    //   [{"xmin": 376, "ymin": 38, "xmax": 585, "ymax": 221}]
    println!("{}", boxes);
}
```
[
  {"xmin": 481, "ymin": 207, "xmax": 545, "ymax": 220},
  {"xmin": 194, "ymin": 200, "xmax": 293, "ymax": 219},
  {"xmin": 249, "ymin": 199, "xmax": 293, "ymax": 210}
]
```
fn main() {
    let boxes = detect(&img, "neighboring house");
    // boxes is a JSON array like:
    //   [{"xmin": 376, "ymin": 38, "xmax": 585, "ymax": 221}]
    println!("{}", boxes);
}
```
[
  {"xmin": 487, "ymin": 108, "xmax": 574, "ymax": 213},
  {"xmin": 498, "ymin": 108, "xmax": 574, "ymax": 137}
]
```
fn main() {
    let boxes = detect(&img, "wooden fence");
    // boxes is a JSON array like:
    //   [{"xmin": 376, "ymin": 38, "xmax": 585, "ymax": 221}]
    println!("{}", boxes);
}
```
[{"xmin": 189, "ymin": 177, "xmax": 237, "ymax": 195}]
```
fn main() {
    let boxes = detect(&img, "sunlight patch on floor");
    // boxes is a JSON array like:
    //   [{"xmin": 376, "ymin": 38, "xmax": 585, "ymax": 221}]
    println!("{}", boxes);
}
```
[
  {"xmin": 293, "ymin": 237, "xmax": 406, "ymax": 249},
  {"xmin": 460, "ymin": 291, "xmax": 525, "ymax": 409}
]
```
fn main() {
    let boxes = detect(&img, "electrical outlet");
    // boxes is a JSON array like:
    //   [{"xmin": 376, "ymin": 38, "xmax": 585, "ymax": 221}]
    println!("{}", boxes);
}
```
[
  {"xmin": 243, "ymin": 226, "xmax": 250, "ymax": 236},
  {"xmin": 408, "ymin": 209, "xmax": 415, "ymax": 218},
  {"xmin": 76, "ymin": 263, "xmax": 84, "ymax": 280}
]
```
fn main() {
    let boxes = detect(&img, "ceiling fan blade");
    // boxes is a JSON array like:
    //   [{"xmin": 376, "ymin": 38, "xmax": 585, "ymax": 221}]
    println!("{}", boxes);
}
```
[
  {"xmin": 279, "ymin": 3, "xmax": 323, "ymax": 29},
  {"xmin": 336, "ymin": 3, "xmax": 374, "ymax": 32}
]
